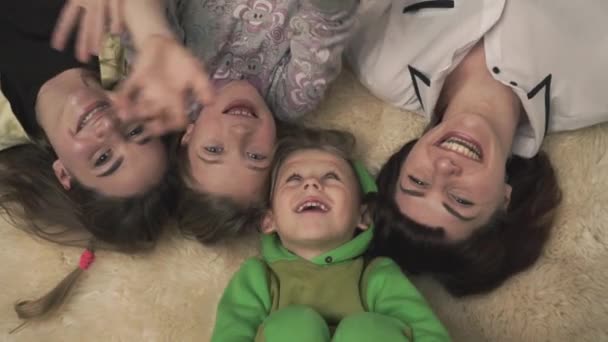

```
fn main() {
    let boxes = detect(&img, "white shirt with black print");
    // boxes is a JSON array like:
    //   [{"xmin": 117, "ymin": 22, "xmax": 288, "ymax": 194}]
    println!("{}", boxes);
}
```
[{"xmin": 347, "ymin": 0, "xmax": 608, "ymax": 157}]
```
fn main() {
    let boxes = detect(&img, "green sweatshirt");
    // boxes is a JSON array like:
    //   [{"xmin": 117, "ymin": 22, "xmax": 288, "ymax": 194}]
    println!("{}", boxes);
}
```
[{"xmin": 211, "ymin": 162, "xmax": 450, "ymax": 341}]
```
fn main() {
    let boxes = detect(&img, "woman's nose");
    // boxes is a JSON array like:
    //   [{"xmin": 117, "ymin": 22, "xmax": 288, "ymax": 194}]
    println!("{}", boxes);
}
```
[
  {"xmin": 93, "ymin": 115, "xmax": 115, "ymax": 140},
  {"xmin": 434, "ymin": 157, "xmax": 462, "ymax": 176}
]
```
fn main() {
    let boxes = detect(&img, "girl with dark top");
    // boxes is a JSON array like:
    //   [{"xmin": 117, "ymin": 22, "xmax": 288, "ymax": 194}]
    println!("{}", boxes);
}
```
[{"xmin": 0, "ymin": 1, "xmax": 176, "ymax": 323}]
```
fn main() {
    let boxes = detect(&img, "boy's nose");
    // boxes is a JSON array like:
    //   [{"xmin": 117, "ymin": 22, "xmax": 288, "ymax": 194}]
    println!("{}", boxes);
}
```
[{"xmin": 303, "ymin": 177, "xmax": 321, "ymax": 190}]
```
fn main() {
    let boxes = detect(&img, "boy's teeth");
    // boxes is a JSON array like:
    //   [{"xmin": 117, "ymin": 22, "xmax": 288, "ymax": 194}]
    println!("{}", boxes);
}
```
[
  {"xmin": 297, "ymin": 201, "xmax": 329, "ymax": 213},
  {"xmin": 439, "ymin": 138, "xmax": 481, "ymax": 161}
]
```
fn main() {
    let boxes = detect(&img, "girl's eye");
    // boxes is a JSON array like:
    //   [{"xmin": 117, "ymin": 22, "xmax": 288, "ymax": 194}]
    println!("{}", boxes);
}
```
[
  {"xmin": 323, "ymin": 172, "xmax": 340, "ymax": 180},
  {"xmin": 247, "ymin": 152, "xmax": 266, "ymax": 161},
  {"xmin": 127, "ymin": 125, "xmax": 144, "ymax": 138},
  {"xmin": 205, "ymin": 146, "xmax": 224, "ymax": 154},
  {"xmin": 451, "ymin": 194, "xmax": 474, "ymax": 206},
  {"xmin": 95, "ymin": 149, "xmax": 112, "ymax": 167},
  {"xmin": 408, "ymin": 175, "xmax": 427, "ymax": 186},
  {"xmin": 286, "ymin": 173, "xmax": 302, "ymax": 183}
]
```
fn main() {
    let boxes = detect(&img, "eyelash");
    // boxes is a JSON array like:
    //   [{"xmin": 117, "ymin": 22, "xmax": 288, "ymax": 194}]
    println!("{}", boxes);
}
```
[
  {"xmin": 409, "ymin": 174, "xmax": 474, "ymax": 206},
  {"xmin": 95, "ymin": 149, "xmax": 112, "ymax": 167},
  {"xmin": 408, "ymin": 175, "xmax": 427, "ymax": 186},
  {"xmin": 247, "ymin": 152, "xmax": 266, "ymax": 161},
  {"xmin": 205, "ymin": 146, "xmax": 224, "ymax": 154},
  {"xmin": 286, "ymin": 173, "xmax": 302, "ymax": 182},
  {"xmin": 127, "ymin": 125, "xmax": 144, "ymax": 139},
  {"xmin": 285, "ymin": 172, "xmax": 340, "ymax": 183},
  {"xmin": 323, "ymin": 171, "xmax": 340, "ymax": 180},
  {"xmin": 451, "ymin": 194, "xmax": 474, "ymax": 206}
]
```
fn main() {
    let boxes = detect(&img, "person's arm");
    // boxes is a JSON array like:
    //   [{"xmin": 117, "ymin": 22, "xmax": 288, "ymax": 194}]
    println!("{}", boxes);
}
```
[
  {"xmin": 363, "ymin": 257, "xmax": 451, "ymax": 342},
  {"xmin": 268, "ymin": 0, "xmax": 359, "ymax": 121},
  {"xmin": 210, "ymin": 258, "xmax": 273, "ymax": 342}
]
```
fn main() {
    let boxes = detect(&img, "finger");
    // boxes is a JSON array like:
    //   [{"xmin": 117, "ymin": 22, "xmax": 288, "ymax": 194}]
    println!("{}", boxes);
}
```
[
  {"xmin": 109, "ymin": 0, "xmax": 124, "ymax": 34},
  {"xmin": 190, "ymin": 63, "xmax": 216, "ymax": 105},
  {"xmin": 51, "ymin": 2, "xmax": 82, "ymax": 51},
  {"xmin": 76, "ymin": 9, "xmax": 92, "ymax": 62},
  {"xmin": 116, "ymin": 69, "xmax": 145, "ymax": 109},
  {"xmin": 144, "ymin": 119, "xmax": 172, "ymax": 138},
  {"xmin": 90, "ymin": 0, "xmax": 105, "ymax": 55}
]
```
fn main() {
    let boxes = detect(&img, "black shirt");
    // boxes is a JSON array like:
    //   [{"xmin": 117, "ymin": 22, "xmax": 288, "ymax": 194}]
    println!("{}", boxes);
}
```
[{"xmin": 0, "ymin": 1, "xmax": 99, "ymax": 137}]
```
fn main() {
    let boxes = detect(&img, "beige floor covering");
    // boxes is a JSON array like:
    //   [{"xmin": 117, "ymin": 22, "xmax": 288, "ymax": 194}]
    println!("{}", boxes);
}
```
[{"xmin": 0, "ymin": 70, "xmax": 607, "ymax": 341}]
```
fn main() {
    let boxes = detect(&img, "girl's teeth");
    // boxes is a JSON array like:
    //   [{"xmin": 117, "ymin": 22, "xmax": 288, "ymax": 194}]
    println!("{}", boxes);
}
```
[{"xmin": 227, "ymin": 108, "xmax": 254, "ymax": 117}]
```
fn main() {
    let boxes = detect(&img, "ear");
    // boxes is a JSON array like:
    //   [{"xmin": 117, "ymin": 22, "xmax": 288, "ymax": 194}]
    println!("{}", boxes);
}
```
[
  {"xmin": 52, "ymin": 159, "xmax": 72, "ymax": 190},
  {"xmin": 503, "ymin": 183, "xmax": 513, "ymax": 210},
  {"xmin": 261, "ymin": 210, "xmax": 277, "ymax": 234},
  {"xmin": 356, "ymin": 204, "xmax": 372, "ymax": 231},
  {"xmin": 180, "ymin": 123, "xmax": 195, "ymax": 146}
]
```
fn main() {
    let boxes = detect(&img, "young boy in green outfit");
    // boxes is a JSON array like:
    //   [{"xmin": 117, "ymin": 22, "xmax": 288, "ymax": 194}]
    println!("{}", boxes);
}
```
[{"xmin": 210, "ymin": 128, "xmax": 450, "ymax": 342}]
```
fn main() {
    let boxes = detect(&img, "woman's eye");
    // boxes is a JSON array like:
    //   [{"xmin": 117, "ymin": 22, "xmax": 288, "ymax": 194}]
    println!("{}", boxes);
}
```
[
  {"xmin": 286, "ymin": 173, "xmax": 302, "ymax": 183},
  {"xmin": 127, "ymin": 125, "xmax": 144, "ymax": 138},
  {"xmin": 205, "ymin": 146, "xmax": 224, "ymax": 154},
  {"xmin": 408, "ymin": 175, "xmax": 427, "ymax": 186},
  {"xmin": 451, "ymin": 194, "xmax": 474, "ymax": 206},
  {"xmin": 323, "ymin": 172, "xmax": 340, "ymax": 180},
  {"xmin": 95, "ymin": 149, "xmax": 112, "ymax": 167},
  {"xmin": 247, "ymin": 152, "xmax": 266, "ymax": 161}
]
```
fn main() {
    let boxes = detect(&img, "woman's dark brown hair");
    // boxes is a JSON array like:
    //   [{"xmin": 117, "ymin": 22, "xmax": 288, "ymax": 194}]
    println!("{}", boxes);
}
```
[
  {"xmin": 0, "ymin": 141, "xmax": 175, "ymax": 327},
  {"xmin": 368, "ymin": 139, "xmax": 562, "ymax": 296}
]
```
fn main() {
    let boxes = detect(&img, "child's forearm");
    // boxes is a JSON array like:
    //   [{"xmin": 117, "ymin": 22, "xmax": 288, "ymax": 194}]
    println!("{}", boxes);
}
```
[
  {"xmin": 364, "ymin": 258, "xmax": 451, "ymax": 341},
  {"xmin": 123, "ymin": 0, "xmax": 176, "ymax": 51}
]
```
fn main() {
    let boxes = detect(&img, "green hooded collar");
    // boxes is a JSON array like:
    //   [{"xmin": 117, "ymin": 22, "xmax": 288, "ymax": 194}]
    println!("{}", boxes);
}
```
[{"xmin": 262, "ymin": 161, "xmax": 377, "ymax": 266}]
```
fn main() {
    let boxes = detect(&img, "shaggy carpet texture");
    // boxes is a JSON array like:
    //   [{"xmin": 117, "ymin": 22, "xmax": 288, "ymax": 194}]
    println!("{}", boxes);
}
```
[{"xmin": 0, "ymin": 69, "xmax": 607, "ymax": 341}]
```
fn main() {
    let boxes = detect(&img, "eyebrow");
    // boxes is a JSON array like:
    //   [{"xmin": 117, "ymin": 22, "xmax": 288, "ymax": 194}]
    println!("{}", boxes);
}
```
[
  {"xmin": 97, "ymin": 156, "xmax": 124, "ymax": 177},
  {"xmin": 399, "ymin": 183, "xmax": 424, "ymax": 197},
  {"xmin": 198, "ymin": 155, "xmax": 269, "ymax": 172},
  {"xmin": 442, "ymin": 203, "xmax": 476, "ymax": 221},
  {"xmin": 399, "ymin": 183, "xmax": 476, "ymax": 222},
  {"xmin": 137, "ymin": 137, "xmax": 152, "ymax": 145}
]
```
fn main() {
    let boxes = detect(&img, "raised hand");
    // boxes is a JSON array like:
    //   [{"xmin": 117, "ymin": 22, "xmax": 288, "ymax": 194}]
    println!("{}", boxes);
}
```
[{"xmin": 51, "ymin": 0, "xmax": 125, "ymax": 62}]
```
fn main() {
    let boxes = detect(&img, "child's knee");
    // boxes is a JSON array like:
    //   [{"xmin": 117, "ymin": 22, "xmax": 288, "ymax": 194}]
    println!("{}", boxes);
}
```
[
  {"xmin": 334, "ymin": 312, "xmax": 412, "ymax": 342},
  {"xmin": 260, "ymin": 306, "xmax": 330, "ymax": 342}
]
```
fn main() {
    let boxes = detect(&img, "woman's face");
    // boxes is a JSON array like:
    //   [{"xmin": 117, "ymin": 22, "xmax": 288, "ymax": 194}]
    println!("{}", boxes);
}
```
[
  {"xmin": 36, "ymin": 69, "xmax": 167, "ymax": 197},
  {"xmin": 181, "ymin": 80, "xmax": 276, "ymax": 204},
  {"xmin": 395, "ymin": 112, "xmax": 512, "ymax": 240}
]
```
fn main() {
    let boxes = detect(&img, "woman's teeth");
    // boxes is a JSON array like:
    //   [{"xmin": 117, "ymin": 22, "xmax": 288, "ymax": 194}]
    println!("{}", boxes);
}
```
[
  {"xmin": 440, "ymin": 137, "xmax": 482, "ymax": 161},
  {"xmin": 78, "ymin": 103, "xmax": 110, "ymax": 130}
]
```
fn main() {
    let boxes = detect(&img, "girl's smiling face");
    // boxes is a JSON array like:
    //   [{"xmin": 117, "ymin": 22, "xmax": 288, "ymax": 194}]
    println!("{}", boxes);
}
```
[{"xmin": 181, "ymin": 80, "xmax": 276, "ymax": 204}]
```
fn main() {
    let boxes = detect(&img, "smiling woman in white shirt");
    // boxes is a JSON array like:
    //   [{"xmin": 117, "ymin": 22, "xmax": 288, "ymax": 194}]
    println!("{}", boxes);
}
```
[{"xmin": 347, "ymin": 0, "xmax": 608, "ymax": 296}]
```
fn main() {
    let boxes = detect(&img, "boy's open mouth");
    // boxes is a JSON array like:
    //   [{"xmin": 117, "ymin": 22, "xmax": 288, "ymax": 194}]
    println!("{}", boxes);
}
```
[{"xmin": 295, "ymin": 198, "xmax": 331, "ymax": 213}]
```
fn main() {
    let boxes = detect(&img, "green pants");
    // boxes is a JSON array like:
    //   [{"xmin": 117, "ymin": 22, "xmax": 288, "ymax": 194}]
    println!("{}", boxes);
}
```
[{"xmin": 257, "ymin": 305, "xmax": 412, "ymax": 342}]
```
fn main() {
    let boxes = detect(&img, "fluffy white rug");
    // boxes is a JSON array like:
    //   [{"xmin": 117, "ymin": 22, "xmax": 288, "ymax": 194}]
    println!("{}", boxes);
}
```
[{"xmin": 1, "ymin": 70, "xmax": 607, "ymax": 341}]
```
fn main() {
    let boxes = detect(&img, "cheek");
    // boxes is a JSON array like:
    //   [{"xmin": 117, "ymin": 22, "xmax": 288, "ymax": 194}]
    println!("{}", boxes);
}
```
[{"xmin": 59, "ymin": 138, "xmax": 96, "ymax": 162}]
